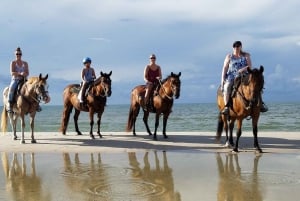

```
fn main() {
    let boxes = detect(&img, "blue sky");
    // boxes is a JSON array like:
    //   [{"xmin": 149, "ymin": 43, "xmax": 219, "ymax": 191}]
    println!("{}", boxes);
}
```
[{"xmin": 0, "ymin": 0, "xmax": 300, "ymax": 105}]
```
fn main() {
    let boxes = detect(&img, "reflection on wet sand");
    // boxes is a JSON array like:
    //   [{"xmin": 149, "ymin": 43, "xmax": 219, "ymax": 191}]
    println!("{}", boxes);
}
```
[
  {"xmin": 216, "ymin": 153, "xmax": 264, "ymax": 201},
  {"xmin": 1, "ymin": 152, "xmax": 51, "ymax": 201},
  {"xmin": 61, "ymin": 151, "xmax": 181, "ymax": 201}
]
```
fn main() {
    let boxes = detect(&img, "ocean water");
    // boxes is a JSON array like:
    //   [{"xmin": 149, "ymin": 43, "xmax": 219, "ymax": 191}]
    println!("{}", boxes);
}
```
[{"xmin": 4, "ymin": 103, "xmax": 300, "ymax": 133}]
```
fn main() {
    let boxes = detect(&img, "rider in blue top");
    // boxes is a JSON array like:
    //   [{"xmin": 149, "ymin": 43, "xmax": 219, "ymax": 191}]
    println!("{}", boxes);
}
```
[
  {"xmin": 221, "ymin": 41, "xmax": 268, "ymax": 114},
  {"xmin": 79, "ymin": 57, "xmax": 96, "ymax": 105}
]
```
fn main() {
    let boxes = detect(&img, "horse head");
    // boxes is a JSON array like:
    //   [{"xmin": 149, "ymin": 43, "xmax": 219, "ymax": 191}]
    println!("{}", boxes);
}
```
[
  {"xmin": 94, "ymin": 71, "xmax": 112, "ymax": 97},
  {"xmin": 168, "ymin": 72, "xmax": 181, "ymax": 99},
  {"xmin": 245, "ymin": 66, "xmax": 264, "ymax": 105},
  {"xmin": 34, "ymin": 74, "xmax": 50, "ymax": 103}
]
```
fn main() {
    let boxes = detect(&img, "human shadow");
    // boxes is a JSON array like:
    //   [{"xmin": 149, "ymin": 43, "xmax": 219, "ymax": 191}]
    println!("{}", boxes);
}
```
[
  {"xmin": 216, "ymin": 153, "xmax": 264, "ymax": 201},
  {"xmin": 1, "ymin": 152, "xmax": 51, "ymax": 201}
]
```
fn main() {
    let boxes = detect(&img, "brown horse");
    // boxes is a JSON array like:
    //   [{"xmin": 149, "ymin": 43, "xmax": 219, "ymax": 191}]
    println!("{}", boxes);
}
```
[
  {"xmin": 126, "ymin": 72, "xmax": 181, "ymax": 140},
  {"xmin": 60, "ymin": 71, "xmax": 112, "ymax": 139},
  {"xmin": 216, "ymin": 66, "xmax": 264, "ymax": 153},
  {"xmin": 1, "ymin": 74, "xmax": 51, "ymax": 143}
]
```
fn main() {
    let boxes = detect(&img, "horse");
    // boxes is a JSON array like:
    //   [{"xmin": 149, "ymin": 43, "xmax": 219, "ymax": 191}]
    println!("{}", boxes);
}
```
[
  {"xmin": 216, "ymin": 66, "xmax": 265, "ymax": 153},
  {"xmin": 1, "ymin": 74, "xmax": 51, "ymax": 143},
  {"xmin": 126, "ymin": 72, "xmax": 181, "ymax": 140},
  {"xmin": 60, "ymin": 71, "xmax": 112, "ymax": 139}
]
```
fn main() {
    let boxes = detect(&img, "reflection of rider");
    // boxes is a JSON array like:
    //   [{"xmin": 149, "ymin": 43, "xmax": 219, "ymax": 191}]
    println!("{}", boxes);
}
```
[
  {"xmin": 143, "ymin": 54, "xmax": 162, "ymax": 109},
  {"xmin": 7, "ymin": 47, "xmax": 29, "ymax": 113},
  {"xmin": 79, "ymin": 57, "xmax": 96, "ymax": 105}
]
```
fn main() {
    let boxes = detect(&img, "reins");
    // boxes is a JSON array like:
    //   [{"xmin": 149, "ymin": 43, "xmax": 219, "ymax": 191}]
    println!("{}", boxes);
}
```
[{"xmin": 157, "ymin": 79, "xmax": 173, "ymax": 100}]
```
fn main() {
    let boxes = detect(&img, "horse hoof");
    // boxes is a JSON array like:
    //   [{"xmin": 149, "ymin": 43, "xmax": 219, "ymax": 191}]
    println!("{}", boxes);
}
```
[
  {"xmin": 77, "ymin": 132, "xmax": 82, "ymax": 135},
  {"xmin": 31, "ymin": 139, "xmax": 37, "ymax": 143},
  {"xmin": 232, "ymin": 148, "xmax": 239, "ymax": 153},
  {"xmin": 153, "ymin": 137, "xmax": 158, "ymax": 141},
  {"xmin": 90, "ymin": 135, "xmax": 95, "ymax": 139},
  {"xmin": 164, "ymin": 135, "xmax": 168, "ymax": 139},
  {"xmin": 21, "ymin": 140, "xmax": 25, "ymax": 144},
  {"xmin": 13, "ymin": 136, "xmax": 18, "ymax": 140}
]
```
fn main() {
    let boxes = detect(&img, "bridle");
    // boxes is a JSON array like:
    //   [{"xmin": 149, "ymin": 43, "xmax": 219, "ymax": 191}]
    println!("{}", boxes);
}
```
[{"xmin": 157, "ymin": 75, "xmax": 180, "ymax": 100}]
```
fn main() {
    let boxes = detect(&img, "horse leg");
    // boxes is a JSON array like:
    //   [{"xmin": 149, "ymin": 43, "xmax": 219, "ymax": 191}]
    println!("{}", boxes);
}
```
[
  {"xmin": 29, "ymin": 114, "xmax": 36, "ymax": 143},
  {"xmin": 162, "ymin": 113, "xmax": 169, "ymax": 139},
  {"xmin": 9, "ymin": 113, "xmax": 18, "ymax": 140},
  {"xmin": 132, "ymin": 106, "xmax": 140, "ymax": 136},
  {"xmin": 89, "ymin": 111, "xmax": 95, "ymax": 139},
  {"xmin": 233, "ymin": 120, "xmax": 242, "ymax": 152},
  {"xmin": 142, "ymin": 111, "xmax": 152, "ymax": 136},
  {"xmin": 252, "ymin": 117, "xmax": 262, "ymax": 153},
  {"xmin": 153, "ymin": 113, "xmax": 160, "ymax": 140},
  {"xmin": 96, "ymin": 112, "xmax": 103, "ymax": 138},
  {"xmin": 73, "ymin": 109, "xmax": 82, "ymax": 135},
  {"xmin": 228, "ymin": 120, "xmax": 235, "ymax": 147},
  {"xmin": 20, "ymin": 115, "xmax": 26, "ymax": 144}
]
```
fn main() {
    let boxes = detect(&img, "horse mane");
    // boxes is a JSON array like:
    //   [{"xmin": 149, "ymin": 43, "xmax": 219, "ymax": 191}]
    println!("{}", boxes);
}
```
[{"xmin": 27, "ymin": 77, "xmax": 39, "ymax": 84}]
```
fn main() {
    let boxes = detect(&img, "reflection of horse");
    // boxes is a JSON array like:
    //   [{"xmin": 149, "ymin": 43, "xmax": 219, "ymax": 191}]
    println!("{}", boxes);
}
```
[
  {"xmin": 1, "ymin": 74, "xmax": 50, "ymax": 143},
  {"xmin": 216, "ymin": 66, "xmax": 264, "ymax": 152},
  {"xmin": 60, "ymin": 71, "xmax": 112, "ymax": 139},
  {"xmin": 128, "ymin": 151, "xmax": 181, "ymax": 201},
  {"xmin": 1, "ymin": 153, "xmax": 51, "ymax": 201},
  {"xmin": 126, "ymin": 72, "xmax": 181, "ymax": 140},
  {"xmin": 216, "ymin": 153, "xmax": 263, "ymax": 201}
]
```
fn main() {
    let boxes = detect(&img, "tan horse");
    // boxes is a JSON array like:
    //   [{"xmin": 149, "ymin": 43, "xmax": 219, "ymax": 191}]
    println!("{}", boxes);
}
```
[
  {"xmin": 1, "ymin": 74, "xmax": 50, "ymax": 143},
  {"xmin": 216, "ymin": 66, "xmax": 265, "ymax": 153},
  {"xmin": 126, "ymin": 72, "xmax": 181, "ymax": 140},
  {"xmin": 60, "ymin": 71, "xmax": 112, "ymax": 139}
]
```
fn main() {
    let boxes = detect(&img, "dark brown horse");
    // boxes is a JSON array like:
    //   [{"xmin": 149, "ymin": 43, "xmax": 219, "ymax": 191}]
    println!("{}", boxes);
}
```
[
  {"xmin": 60, "ymin": 71, "xmax": 112, "ymax": 139},
  {"xmin": 216, "ymin": 66, "xmax": 264, "ymax": 153},
  {"xmin": 126, "ymin": 72, "xmax": 181, "ymax": 140},
  {"xmin": 1, "ymin": 74, "xmax": 50, "ymax": 143}
]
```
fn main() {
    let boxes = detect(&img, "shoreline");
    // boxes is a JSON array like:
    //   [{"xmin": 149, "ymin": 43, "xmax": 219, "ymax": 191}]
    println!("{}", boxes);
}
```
[{"xmin": 0, "ymin": 131, "xmax": 299, "ymax": 154}]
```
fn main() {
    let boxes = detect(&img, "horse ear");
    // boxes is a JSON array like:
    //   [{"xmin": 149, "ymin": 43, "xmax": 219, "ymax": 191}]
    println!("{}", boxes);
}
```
[
  {"xmin": 259, "ymin": 65, "xmax": 264, "ymax": 73},
  {"xmin": 171, "ymin": 72, "xmax": 174, "ymax": 76},
  {"xmin": 109, "ymin": 71, "xmax": 112, "ymax": 76},
  {"xmin": 100, "ymin": 71, "xmax": 104, "ymax": 76},
  {"xmin": 178, "ymin": 72, "xmax": 181, "ymax": 77},
  {"xmin": 247, "ymin": 66, "xmax": 252, "ymax": 73},
  {"xmin": 39, "ymin": 73, "xmax": 42, "ymax": 80},
  {"xmin": 45, "ymin": 74, "xmax": 48, "ymax": 80}
]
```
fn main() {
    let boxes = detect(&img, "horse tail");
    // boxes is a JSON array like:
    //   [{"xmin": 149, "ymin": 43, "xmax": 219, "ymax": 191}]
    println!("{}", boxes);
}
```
[
  {"xmin": 216, "ymin": 112, "xmax": 223, "ymax": 142},
  {"xmin": 126, "ymin": 90, "xmax": 138, "ymax": 132},
  {"xmin": 60, "ymin": 86, "xmax": 74, "ymax": 134},
  {"xmin": 1, "ymin": 106, "xmax": 8, "ymax": 133}
]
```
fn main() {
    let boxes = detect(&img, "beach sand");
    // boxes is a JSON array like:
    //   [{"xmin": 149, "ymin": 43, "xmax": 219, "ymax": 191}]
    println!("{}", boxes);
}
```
[
  {"xmin": 1, "ymin": 131, "xmax": 299, "ymax": 201},
  {"xmin": 1, "ymin": 131, "xmax": 299, "ymax": 153}
]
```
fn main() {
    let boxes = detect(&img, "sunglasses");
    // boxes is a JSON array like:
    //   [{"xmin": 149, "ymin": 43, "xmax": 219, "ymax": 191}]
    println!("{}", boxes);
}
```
[
  {"xmin": 150, "ymin": 57, "xmax": 156, "ymax": 60},
  {"xmin": 16, "ymin": 53, "xmax": 22, "ymax": 56}
]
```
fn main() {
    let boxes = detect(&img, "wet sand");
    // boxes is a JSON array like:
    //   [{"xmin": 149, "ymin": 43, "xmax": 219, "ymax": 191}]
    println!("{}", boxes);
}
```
[
  {"xmin": 0, "ymin": 131, "xmax": 299, "ymax": 153},
  {"xmin": 1, "ymin": 132, "xmax": 299, "ymax": 201}
]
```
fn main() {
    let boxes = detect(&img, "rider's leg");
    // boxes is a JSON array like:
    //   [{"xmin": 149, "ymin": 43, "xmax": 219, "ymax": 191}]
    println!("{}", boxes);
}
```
[
  {"xmin": 222, "ymin": 81, "xmax": 233, "ymax": 115},
  {"xmin": 144, "ymin": 83, "xmax": 153, "ymax": 107},
  {"xmin": 7, "ymin": 79, "xmax": 19, "ymax": 112},
  {"xmin": 80, "ymin": 82, "xmax": 89, "ymax": 103}
]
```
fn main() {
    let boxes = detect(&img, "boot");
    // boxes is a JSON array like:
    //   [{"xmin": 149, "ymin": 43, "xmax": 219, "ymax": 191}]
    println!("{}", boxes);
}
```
[
  {"xmin": 260, "ymin": 102, "xmax": 268, "ymax": 112},
  {"xmin": 7, "ymin": 102, "xmax": 13, "ymax": 113}
]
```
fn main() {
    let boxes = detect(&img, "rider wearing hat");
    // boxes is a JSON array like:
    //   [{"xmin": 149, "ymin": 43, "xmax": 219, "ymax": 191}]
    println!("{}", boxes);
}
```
[{"xmin": 79, "ymin": 57, "xmax": 96, "ymax": 105}]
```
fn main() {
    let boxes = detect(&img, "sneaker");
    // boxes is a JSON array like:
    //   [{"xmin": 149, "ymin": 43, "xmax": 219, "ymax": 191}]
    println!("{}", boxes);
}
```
[
  {"xmin": 260, "ymin": 103, "xmax": 268, "ymax": 113},
  {"xmin": 221, "ymin": 107, "xmax": 229, "ymax": 115}
]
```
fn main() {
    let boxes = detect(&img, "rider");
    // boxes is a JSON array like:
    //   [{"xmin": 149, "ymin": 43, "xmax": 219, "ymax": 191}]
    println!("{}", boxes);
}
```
[
  {"xmin": 143, "ymin": 54, "xmax": 162, "ymax": 110},
  {"xmin": 221, "ymin": 41, "xmax": 268, "ymax": 115},
  {"xmin": 7, "ymin": 47, "xmax": 29, "ymax": 113},
  {"xmin": 79, "ymin": 57, "xmax": 96, "ymax": 105}
]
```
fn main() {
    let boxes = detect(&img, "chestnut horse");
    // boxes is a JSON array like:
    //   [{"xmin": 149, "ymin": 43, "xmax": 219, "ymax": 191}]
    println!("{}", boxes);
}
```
[
  {"xmin": 126, "ymin": 72, "xmax": 181, "ymax": 140},
  {"xmin": 216, "ymin": 66, "xmax": 265, "ymax": 153},
  {"xmin": 60, "ymin": 71, "xmax": 112, "ymax": 139},
  {"xmin": 1, "ymin": 74, "xmax": 51, "ymax": 143}
]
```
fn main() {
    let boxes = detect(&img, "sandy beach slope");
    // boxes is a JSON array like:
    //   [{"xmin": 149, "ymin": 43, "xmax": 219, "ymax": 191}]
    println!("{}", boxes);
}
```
[{"xmin": 0, "ymin": 131, "xmax": 299, "ymax": 154}]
